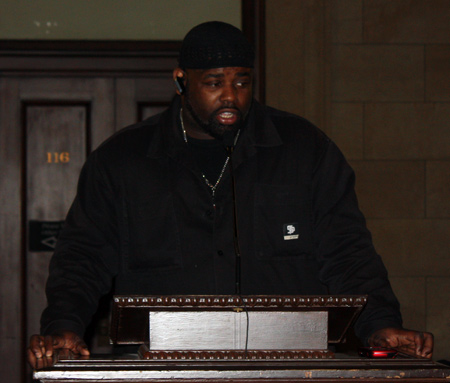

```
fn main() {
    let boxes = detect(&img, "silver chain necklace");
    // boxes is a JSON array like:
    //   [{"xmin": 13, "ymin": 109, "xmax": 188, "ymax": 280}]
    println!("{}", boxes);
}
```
[{"xmin": 180, "ymin": 108, "xmax": 239, "ymax": 197}]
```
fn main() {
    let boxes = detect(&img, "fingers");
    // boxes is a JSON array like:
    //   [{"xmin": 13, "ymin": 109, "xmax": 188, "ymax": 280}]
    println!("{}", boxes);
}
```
[
  {"xmin": 55, "ymin": 331, "xmax": 90, "ymax": 356},
  {"xmin": 27, "ymin": 335, "xmax": 54, "ymax": 368},
  {"xmin": 28, "ymin": 334, "xmax": 45, "ymax": 359},
  {"xmin": 27, "ymin": 331, "xmax": 91, "ymax": 369},
  {"xmin": 371, "ymin": 337, "xmax": 389, "ymax": 348},
  {"xmin": 27, "ymin": 345, "xmax": 38, "ymax": 367},
  {"xmin": 34, "ymin": 354, "xmax": 54, "ymax": 370},
  {"xmin": 43, "ymin": 335, "xmax": 57, "ymax": 357},
  {"xmin": 27, "ymin": 347, "xmax": 53, "ymax": 370},
  {"xmin": 414, "ymin": 331, "xmax": 434, "ymax": 358},
  {"xmin": 367, "ymin": 328, "xmax": 393, "ymax": 348},
  {"xmin": 396, "ymin": 342, "xmax": 419, "ymax": 357},
  {"xmin": 75, "ymin": 338, "xmax": 90, "ymax": 356},
  {"xmin": 367, "ymin": 327, "xmax": 434, "ymax": 359},
  {"xmin": 393, "ymin": 329, "xmax": 434, "ymax": 358},
  {"xmin": 414, "ymin": 331, "xmax": 425, "ymax": 355},
  {"xmin": 422, "ymin": 332, "xmax": 434, "ymax": 358}
]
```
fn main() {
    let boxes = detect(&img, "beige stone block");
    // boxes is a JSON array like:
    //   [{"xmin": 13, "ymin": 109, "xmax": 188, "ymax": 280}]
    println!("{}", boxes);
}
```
[
  {"xmin": 389, "ymin": 277, "xmax": 426, "ymax": 330},
  {"xmin": 427, "ymin": 278, "xmax": 450, "ymax": 361},
  {"xmin": 331, "ymin": 0, "xmax": 362, "ymax": 43},
  {"xmin": 266, "ymin": 1, "xmax": 331, "ymax": 131},
  {"xmin": 365, "ymin": 103, "xmax": 450, "ymax": 159},
  {"xmin": 427, "ymin": 161, "xmax": 450, "ymax": 218},
  {"xmin": 330, "ymin": 103, "xmax": 363, "ymax": 160},
  {"xmin": 364, "ymin": 0, "xmax": 450, "ymax": 43},
  {"xmin": 367, "ymin": 219, "xmax": 450, "ymax": 277},
  {"xmin": 426, "ymin": 45, "xmax": 450, "ymax": 102},
  {"xmin": 266, "ymin": 0, "xmax": 305, "ymax": 115},
  {"xmin": 350, "ymin": 161, "xmax": 425, "ymax": 219},
  {"xmin": 332, "ymin": 45, "xmax": 424, "ymax": 102}
]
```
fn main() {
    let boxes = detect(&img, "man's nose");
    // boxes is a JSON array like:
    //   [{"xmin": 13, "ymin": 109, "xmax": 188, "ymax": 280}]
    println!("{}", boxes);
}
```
[{"xmin": 220, "ymin": 85, "xmax": 237, "ymax": 103}]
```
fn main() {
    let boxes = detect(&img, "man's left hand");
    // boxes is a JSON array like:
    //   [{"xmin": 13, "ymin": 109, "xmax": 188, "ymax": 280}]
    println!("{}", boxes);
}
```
[{"xmin": 368, "ymin": 327, "xmax": 433, "ymax": 358}]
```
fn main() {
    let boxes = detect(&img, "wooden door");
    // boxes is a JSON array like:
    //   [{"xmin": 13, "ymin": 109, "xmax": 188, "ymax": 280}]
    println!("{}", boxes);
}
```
[{"xmin": 0, "ymin": 77, "xmax": 115, "ymax": 382}]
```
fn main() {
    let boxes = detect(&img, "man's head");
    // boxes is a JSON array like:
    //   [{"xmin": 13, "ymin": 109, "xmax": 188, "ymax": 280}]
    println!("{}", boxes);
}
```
[{"xmin": 173, "ymin": 21, "xmax": 255, "ymax": 140}]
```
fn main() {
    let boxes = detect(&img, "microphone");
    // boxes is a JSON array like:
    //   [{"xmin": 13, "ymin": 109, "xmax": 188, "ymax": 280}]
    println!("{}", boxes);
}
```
[{"xmin": 223, "ymin": 130, "xmax": 241, "ymax": 295}]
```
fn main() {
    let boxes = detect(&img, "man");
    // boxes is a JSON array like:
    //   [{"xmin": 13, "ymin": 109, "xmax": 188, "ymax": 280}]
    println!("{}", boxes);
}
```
[{"xmin": 27, "ymin": 21, "xmax": 433, "ymax": 366}]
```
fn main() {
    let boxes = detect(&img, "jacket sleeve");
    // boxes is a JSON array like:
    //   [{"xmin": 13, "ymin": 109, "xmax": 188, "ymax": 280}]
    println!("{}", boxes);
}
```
[
  {"xmin": 40, "ymin": 150, "xmax": 120, "ymax": 337},
  {"xmin": 312, "ymin": 138, "xmax": 402, "ymax": 344}
]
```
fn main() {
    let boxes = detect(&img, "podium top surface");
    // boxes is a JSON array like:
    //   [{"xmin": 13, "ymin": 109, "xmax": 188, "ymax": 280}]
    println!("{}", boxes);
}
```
[
  {"xmin": 33, "ymin": 351, "xmax": 450, "ymax": 382},
  {"xmin": 110, "ymin": 295, "xmax": 367, "ymax": 345}
]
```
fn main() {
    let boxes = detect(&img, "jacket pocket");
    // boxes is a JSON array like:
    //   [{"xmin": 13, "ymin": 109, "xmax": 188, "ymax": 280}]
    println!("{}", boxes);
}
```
[
  {"xmin": 126, "ymin": 192, "xmax": 182, "ymax": 272},
  {"xmin": 254, "ymin": 183, "xmax": 314, "ymax": 260}
]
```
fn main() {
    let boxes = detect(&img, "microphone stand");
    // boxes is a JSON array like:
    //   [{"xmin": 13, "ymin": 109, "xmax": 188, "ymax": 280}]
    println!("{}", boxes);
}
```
[
  {"xmin": 225, "ymin": 132, "xmax": 249, "ymax": 356},
  {"xmin": 223, "ymin": 132, "xmax": 242, "ymax": 295}
]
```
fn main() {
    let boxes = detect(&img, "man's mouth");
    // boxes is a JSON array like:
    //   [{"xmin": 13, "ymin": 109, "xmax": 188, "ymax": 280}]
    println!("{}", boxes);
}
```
[{"xmin": 216, "ymin": 109, "xmax": 240, "ymax": 125}]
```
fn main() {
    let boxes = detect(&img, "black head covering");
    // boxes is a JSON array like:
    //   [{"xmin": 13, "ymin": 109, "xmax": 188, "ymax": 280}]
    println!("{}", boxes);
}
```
[{"xmin": 178, "ymin": 21, "xmax": 255, "ymax": 69}]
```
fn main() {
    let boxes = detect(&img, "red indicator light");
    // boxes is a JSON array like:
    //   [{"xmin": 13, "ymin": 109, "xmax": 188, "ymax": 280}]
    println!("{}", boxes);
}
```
[
  {"xmin": 358, "ymin": 347, "xmax": 398, "ymax": 358},
  {"xmin": 372, "ymin": 351, "xmax": 390, "ymax": 358}
]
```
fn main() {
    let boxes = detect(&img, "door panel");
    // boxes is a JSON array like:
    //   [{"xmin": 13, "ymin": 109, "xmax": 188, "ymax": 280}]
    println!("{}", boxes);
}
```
[
  {"xmin": 26, "ymin": 104, "xmax": 88, "ymax": 339},
  {"xmin": 20, "ymin": 79, "xmax": 116, "ymax": 357},
  {"xmin": 18, "ymin": 78, "xmax": 115, "ymax": 150},
  {"xmin": 0, "ymin": 77, "xmax": 115, "ymax": 382},
  {"xmin": 116, "ymin": 77, "xmax": 174, "ymax": 129}
]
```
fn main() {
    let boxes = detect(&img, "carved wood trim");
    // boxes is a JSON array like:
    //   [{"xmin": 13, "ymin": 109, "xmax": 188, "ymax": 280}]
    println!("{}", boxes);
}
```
[
  {"xmin": 113, "ymin": 295, "xmax": 367, "ymax": 310},
  {"xmin": 138, "ymin": 346, "xmax": 334, "ymax": 361}
]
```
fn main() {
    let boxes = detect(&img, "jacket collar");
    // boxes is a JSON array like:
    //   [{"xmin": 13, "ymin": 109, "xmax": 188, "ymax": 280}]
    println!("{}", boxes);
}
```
[
  {"xmin": 146, "ymin": 96, "xmax": 283, "ymax": 162},
  {"xmin": 241, "ymin": 99, "xmax": 283, "ymax": 148},
  {"xmin": 146, "ymin": 96, "xmax": 186, "ymax": 160}
]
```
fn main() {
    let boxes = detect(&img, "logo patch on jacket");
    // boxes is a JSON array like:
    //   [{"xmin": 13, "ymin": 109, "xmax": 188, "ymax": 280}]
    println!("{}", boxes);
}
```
[{"xmin": 283, "ymin": 223, "xmax": 299, "ymax": 240}]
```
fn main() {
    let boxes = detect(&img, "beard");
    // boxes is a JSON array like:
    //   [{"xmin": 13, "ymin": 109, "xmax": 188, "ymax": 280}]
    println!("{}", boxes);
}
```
[{"xmin": 184, "ymin": 95, "xmax": 245, "ymax": 140}]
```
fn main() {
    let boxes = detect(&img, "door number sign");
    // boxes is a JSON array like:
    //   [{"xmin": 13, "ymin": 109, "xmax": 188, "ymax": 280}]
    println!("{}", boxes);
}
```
[{"xmin": 47, "ymin": 152, "xmax": 70, "ymax": 163}]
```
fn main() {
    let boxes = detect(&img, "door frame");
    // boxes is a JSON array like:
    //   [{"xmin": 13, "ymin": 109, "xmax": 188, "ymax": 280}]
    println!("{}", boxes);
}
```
[{"xmin": 0, "ymin": 0, "xmax": 265, "ymax": 102}]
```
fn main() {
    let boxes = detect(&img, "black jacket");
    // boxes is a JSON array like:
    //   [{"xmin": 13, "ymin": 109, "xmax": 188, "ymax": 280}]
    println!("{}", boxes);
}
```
[{"xmin": 41, "ymin": 97, "xmax": 402, "ymax": 344}]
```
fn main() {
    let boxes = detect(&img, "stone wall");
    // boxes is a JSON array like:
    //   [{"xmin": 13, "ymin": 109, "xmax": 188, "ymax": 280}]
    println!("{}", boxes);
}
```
[{"xmin": 266, "ymin": 0, "xmax": 450, "ymax": 360}]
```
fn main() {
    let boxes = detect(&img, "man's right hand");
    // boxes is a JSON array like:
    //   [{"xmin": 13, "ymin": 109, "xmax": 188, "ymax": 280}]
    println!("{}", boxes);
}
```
[{"xmin": 27, "ymin": 331, "xmax": 90, "ymax": 368}]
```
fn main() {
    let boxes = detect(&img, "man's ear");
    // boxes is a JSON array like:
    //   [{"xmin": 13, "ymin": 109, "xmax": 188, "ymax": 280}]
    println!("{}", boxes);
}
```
[{"xmin": 173, "ymin": 68, "xmax": 186, "ymax": 95}]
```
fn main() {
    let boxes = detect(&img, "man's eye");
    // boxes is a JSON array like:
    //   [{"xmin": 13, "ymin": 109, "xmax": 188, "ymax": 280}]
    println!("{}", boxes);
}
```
[
  {"xmin": 236, "ymin": 81, "xmax": 250, "ymax": 87},
  {"xmin": 206, "ymin": 82, "xmax": 220, "ymax": 88}
]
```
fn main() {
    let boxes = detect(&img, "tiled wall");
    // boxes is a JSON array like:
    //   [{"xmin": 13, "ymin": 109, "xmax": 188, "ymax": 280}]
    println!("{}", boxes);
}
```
[
  {"xmin": 266, "ymin": 0, "xmax": 450, "ymax": 360},
  {"xmin": 330, "ymin": 0, "xmax": 450, "ymax": 361}
]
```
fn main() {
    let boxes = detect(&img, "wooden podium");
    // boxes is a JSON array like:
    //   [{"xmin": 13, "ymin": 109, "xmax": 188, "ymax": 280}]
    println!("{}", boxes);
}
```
[
  {"xmin": 110, "ymin": 295, "xmax": 366, "ymax": 360},
  {"xmin": 33, "ymin": 295, "xmax": 450, "ymax": 382}
]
